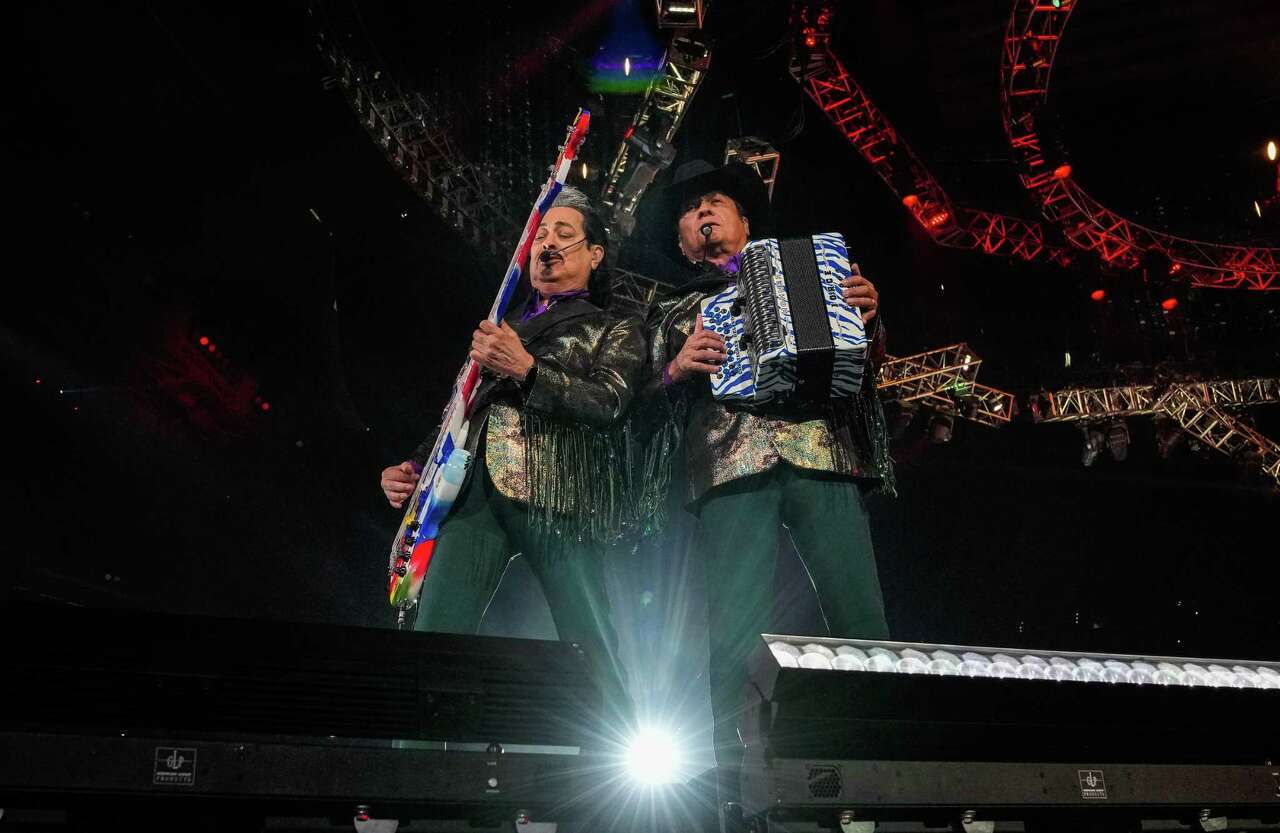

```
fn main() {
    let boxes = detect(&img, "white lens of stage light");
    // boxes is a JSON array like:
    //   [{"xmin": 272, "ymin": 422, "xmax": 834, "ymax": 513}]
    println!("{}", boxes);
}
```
[
  {"xmin": 1075, "ymin": 657, "xmax": 1102, "ymax": 670},
  {"xmin": 769, "ymin": 641, "xmax": 801, "ymax": 658},
  {"xmin": 1208, "ymin": 665, "xmax": 1244, "ymax": 688},
  {"xmin": 1072, "ymin": 665, "xmax": 1102, "ymax": 684},
  {"xmin": 802, "ymin": 643, "xmax": 836, "ymax": 660},
  {"xmin": 896, "ymin": 656, "xmax": 929, "ymax": 674},
  {"xmin": 958, "ymin": 659, "xmax": 991, "ymax": 678},
  {"xmin": 1049, "ymin": 657, "xmax": 1075, "ymax": 669},
  {"xmin": 1046, "ymin": 664, "xmax": 1074, "ymax": 682},
  {"xmin": 836, "ymin": 645, "xmax": 869, "ymax": 662},
  {"xmin": 625, "ymin": 728, "xmax": 683, "ymax": 785},
  {"xmin": 866, "ymin": 653, "xmax": 895, "ymax": 673},
  {"xmin": 1232, "ymin": 666, "xmax": 1264, "ymax": 687},
  {"xmin": 1097, "ymin": 666, "xmax": 1125, "ymax": 684},
  {"xmin": 799, "ymin": 652, "xmax": 833, "ymax": 670},
  {"xmin": 771, "ymin": 648, "xmax": 799, "ymax": 668},
  {"xmin": 1182, "ymin": 663, "xmax": 1215, "ymax": 687},
  {"xmin": 833, "ymin": 654, "xmax": 865, "ymax": 672},
  {"xmin": 932, "ymin": 650, "xmax": 963, "ymax": 666},
  {"xmin": 1126, "ymin": 667, "xmax": 1154, "ymax": 686},
  {"xmin": 869, "ymin": 647, "xmax": 898, "ymax": 661},
  {"xmin": 901, "ymin": 648, "xmax": 931, "ymax": 663},
  {"xmin": 1016, "ymin": 662, "xmax": 1048, "ymax": 680},
  {"xmin": 1019, "ymin": 654, "xmax": 1049, "ymax": 668},
  {"xmin": 927, "ymin": 658, "xmax": 959, "ymax": 676},
  {"xmin": 1255, "ymin": 666, "xmax": 1279, "ymax": 680}
]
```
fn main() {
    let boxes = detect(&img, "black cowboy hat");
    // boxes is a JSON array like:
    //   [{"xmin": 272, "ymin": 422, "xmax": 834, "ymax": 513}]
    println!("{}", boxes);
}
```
[{"xmin": 661, "ymin": 159, "xmax": 774, "ymax": 238}]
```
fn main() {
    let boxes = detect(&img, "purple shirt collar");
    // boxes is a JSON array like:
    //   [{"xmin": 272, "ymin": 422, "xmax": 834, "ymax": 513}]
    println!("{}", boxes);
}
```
[
  {"xmin": 521, "ymin": 288, "xmax": 591, "ymax": 321},
  {"xmin": 721, "ymin": 251, "xmax": 743, "ymax": 276}
]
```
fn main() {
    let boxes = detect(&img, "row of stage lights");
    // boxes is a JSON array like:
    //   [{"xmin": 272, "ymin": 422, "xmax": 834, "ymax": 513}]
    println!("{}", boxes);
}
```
[{"xmin": 768, "ymin": 640, "xmax": 1280, "ymax": 690}]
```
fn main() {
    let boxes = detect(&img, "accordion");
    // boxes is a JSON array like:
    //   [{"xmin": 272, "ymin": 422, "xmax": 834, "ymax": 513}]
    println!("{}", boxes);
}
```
[{"xmin": 701, "ymin": 232, "xmax": 868, "ymax": 404}]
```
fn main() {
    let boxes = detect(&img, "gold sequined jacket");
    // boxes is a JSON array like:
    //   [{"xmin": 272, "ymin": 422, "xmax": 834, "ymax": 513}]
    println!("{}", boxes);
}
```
[
  {"xmin": 639, "ymin": 273, "xmax": 894, "ymax": 506},
  {"xmin": 412, "ymin": 297, "xmax": 647, "ymax": 542}
]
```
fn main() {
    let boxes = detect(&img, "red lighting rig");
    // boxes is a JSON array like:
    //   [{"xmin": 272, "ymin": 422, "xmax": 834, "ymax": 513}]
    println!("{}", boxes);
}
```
[{"xmin": 1001, "ymin": 0, "xmax": 1280, "ymax": 290}]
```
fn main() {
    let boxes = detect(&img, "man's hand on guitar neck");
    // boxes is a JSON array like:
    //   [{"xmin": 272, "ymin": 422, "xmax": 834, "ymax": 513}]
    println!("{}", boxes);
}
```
[{"xmin": 381, "ymin": 461, "xmax": 420, "ymax": 509}]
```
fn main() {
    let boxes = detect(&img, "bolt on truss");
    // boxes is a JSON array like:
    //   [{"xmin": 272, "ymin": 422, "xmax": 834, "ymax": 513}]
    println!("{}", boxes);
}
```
[
  {"xmin": 789, "ymin": 2, "xmax": 1069, "ymax": 267},
  {"xmin": 600, "ymin": 34, "xmax": 711, "ymax": 241},
  {"xmin": 724, "ymin": 137, "xmax": 781, "ymax": 200},
  {"xmin": 879, "ymin": 344, "xmax": 1016, "ymax": 427},
  {"xmin": 1000, "ymin": 0, "xmax": 1280, "ymax": 290},
  {"xmin": 317, "ymin": 31, "xmax": 664, "ymax": 313},
  {"xmin": 1029, "ymin": 377, "xmax": 1280, "ymax": 486}
]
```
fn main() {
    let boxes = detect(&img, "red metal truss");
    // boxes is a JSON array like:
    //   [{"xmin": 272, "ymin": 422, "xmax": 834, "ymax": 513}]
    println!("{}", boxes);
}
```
[
  {"xmin": 1001, "ymin": 0, "xmax": 1280, "ymax": 290},
  {"xmin": 790, "ymin": 4, "xmax": 1070, "ymax": 267}
]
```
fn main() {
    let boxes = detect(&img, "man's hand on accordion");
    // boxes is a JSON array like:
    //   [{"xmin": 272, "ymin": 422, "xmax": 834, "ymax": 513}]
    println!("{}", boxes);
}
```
[
  {"xmin": 667, "ymin": 314, "xmax": 726, "ymax": 384},
  {"xmin": 841, "ymin": 263, "xmax": 879, "ymax": 324}
]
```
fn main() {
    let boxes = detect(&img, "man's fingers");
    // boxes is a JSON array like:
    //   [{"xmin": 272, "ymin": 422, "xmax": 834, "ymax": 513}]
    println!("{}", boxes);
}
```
[
  {"xmin": 478, "ymin": 320, "xmax": 499, "ymax": 333},
  {"xmin": 850, "ymin": 262, "xmax": 861, "ymax": 277},
  {"xmin": 694, "ymin": 313, "xmax": 704, "ymax": 333},
  {"xmin": 689, "ymin": 360, "xmax": 721, "ymax": 374}
]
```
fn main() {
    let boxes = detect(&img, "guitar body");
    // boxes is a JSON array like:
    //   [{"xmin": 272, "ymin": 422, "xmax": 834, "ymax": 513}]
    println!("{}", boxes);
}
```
[{"xmin": 385, "ymin": 110, "xmax": 591, "ymax": 615}]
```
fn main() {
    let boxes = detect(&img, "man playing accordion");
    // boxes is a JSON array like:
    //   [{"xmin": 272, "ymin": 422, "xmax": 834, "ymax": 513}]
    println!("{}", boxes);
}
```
[{"xmin": 640, "ymin": 160, "xmax": 895, "ymax": 820}]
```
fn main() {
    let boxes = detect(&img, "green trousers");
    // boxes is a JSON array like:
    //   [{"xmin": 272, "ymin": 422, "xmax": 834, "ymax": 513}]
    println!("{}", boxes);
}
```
[
  {"xmin": 696, "ymin": 463, "xmax": 889, "ymax": 766},
  {"xmin": 413, "ymin": 460, "xmax": 632, "ymax": 733}
]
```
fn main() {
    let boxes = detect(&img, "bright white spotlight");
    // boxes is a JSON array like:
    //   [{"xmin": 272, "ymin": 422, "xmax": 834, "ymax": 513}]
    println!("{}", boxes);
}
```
[
  {"xmin": 1268, "ymin": 140, "xmax": 1277, "ymax": 162},
  {"xmin": 624, "ymin": 727, "xmax": 683, "ymax": 785}
]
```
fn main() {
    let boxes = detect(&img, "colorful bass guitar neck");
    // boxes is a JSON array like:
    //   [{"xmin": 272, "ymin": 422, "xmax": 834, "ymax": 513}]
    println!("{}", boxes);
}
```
[{"xmin": 387, "ymin": 109, "xmax": 591, "ymax": 615}]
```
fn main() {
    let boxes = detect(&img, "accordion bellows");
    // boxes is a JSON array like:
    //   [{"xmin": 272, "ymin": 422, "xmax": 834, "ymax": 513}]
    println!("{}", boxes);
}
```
[{"xmin": 702, "ymin": 232, "xmax": 867, "ymax": 404}]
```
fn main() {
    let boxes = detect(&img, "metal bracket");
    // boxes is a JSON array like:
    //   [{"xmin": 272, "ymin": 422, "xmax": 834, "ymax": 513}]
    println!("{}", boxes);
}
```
[
  {"xmin": 839, "ymin": 810, "xmax": 876, "ymax": 833},
  {"xmin": 961, "ymin": 810, "xmax": 995, "ymax": 833},
  {"xmin": 515, "ymin": 810, "xmax": 557, "ymax": 833}
]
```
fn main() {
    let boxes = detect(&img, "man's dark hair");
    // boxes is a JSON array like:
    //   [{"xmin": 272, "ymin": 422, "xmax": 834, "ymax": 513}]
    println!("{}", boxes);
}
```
[{"xmin": 549, "ymin": 186, "xmax": 612, "ymax": 308}]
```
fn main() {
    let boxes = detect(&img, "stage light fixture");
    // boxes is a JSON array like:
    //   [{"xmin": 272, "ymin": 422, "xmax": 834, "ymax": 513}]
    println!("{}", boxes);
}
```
[
  {"xmin": 581, "ymin": 162, "xmax": 589, "ymax": 179},
  {"xmin": 766, "ymin": 637, "xmax": 1280, "ymax": 690},
  {"xmin": 1052, "ymin": 164, "xmax": 1072, "ymax": 180},
  {"xmin": 1106, "ymin": 421, "xmax": 1130, "ymax": 462},
  {"xmin": 1161, "ymin": 297, "xmax": 1179, "ymax": 311},
  {"xmin": 1155, "ymin": 419, "xmax": 1184, "ymax": 459},
  {"xmin": 929, "ymin": 413, "xmax": 954, "ymax": 444},
  {"xmin": 1089, "ymin": 289, "xmax": 1105, "ymax": 301},
  {"xmin": 624, "ymin": 727, "xmax": 683, "ymax": 785},
  {"xmin": 1268, "ymin": 140, "xmax": 1277, "ymax": 162},
  {"xmin": 1256, "ymin": 200, "xmax": 1264, "ymax": 218},
  {"xmin": 1081, "ymin": 426, "xmax": 1105, "ymax": 466},
  {"xmin": 198, "ymin": 336, "xmax": 210, "ymax": 346},
  {"xmin": 624, "ymin": 56, "xmax": 632, "ymax": 77}
]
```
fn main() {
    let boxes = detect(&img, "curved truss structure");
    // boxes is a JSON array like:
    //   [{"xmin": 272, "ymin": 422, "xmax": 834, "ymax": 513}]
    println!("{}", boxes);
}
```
[
  {"xmin": 1000, "ymin": 0, "xmax": 1280, "ymax": 290},
  {"xmin": 789, "ymin": 3, "xmax": 1070, "ymax": 267}
]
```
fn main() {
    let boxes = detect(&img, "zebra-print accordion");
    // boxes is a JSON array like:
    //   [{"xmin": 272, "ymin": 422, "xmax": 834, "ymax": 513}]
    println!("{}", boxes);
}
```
[{"xmin": 701, "ymin": 232, "xmax": 867, "ymax": 404}]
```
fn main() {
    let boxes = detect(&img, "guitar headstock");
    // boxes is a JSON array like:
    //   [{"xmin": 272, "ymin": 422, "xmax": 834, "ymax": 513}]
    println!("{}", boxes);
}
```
[{"xmin": 561, "ymin": 109, "xmax": 590, "ymax": 162}]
